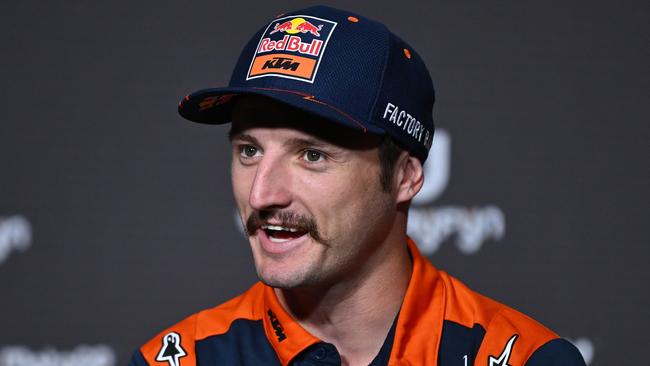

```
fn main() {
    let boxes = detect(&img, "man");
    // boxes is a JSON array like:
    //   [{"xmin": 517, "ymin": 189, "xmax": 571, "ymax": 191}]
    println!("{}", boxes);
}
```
[{"xmin": 130, "ymin": 6, "xmax": 585, "ymax": 366}]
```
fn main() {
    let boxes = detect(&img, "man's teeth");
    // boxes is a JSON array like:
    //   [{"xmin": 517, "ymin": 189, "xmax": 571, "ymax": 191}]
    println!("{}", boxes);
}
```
[
  {"xmin": 269, "ymin": 236, "xmax": 291, "ymax": 243},
  {"xmin": 261, "ymin": 225, "xmax": 299, "ymax": 233},
  {"xmin": 261, "ymin": 224, "xmax": 304, "ymax": 243}
]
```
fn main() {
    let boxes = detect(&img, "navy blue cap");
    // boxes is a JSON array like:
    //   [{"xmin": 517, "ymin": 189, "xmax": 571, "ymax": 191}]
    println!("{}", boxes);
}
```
[{"xmin": 178, "ymin": 5, "xmax": 435, "ymax": 161}]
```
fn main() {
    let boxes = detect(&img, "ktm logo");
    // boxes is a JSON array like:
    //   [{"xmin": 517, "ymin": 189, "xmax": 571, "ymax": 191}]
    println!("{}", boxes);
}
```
[
  {"xmin": 262, "ymin": 57, "xmax": 300, "ymax": 71},
  {"xmin": 267, "ymin": 309, "xmax": 287, "ymax": 342}
]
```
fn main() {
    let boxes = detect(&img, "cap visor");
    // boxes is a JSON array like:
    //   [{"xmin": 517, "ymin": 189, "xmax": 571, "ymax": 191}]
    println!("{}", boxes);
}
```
[{"xmin": 178, "ymin": 86, "xmax": 383, "ymax": 135}]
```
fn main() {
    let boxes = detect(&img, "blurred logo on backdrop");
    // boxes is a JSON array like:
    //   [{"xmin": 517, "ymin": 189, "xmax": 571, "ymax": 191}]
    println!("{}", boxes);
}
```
[
  {"xmin": 407, "ymin": 130, "xmax": 506, "ymax": 255},
  {"xmin": 0, "ymin": 215, "xmax": 32, "ymax": 266},
  {"xmin": 0, "ymin": 345, "xmax": 115, "ymax": 366}
]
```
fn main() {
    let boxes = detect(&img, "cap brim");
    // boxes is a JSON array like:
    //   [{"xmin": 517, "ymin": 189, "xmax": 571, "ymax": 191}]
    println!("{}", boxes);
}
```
[{"xmin": 178, "ymin": 86, "xmax": 384, "ymax": 135}]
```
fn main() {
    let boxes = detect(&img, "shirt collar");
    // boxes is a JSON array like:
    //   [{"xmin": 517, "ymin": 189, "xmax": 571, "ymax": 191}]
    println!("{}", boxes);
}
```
[
  {"xmin": 259, "ymin": 237, "xmax": 444, "ymax": 365},
  {"xmin": 262, "ymin": 284, "xmax": 320, "ymax": 366},
  {"xmin": 388, "ymin": 237, "xmax": 445, "ymax": 364}
]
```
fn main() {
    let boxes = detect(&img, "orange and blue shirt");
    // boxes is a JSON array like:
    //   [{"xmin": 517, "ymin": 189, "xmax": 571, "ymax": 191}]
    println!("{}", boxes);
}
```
[{"xmin": 129, "ymin": 239, "xmax": 585, "ymax": 365}]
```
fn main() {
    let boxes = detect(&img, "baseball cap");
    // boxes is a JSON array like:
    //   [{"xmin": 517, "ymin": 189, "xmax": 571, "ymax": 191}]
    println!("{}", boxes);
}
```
[{"xmin": 178, "ymin": 5, "xmax": 435, "ymax": 162}]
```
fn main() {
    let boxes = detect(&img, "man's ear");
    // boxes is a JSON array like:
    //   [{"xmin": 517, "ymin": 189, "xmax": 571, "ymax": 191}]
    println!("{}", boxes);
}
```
[{"xmin": 395, "ymin": 153, "xmax": 424, "ymax": 204}]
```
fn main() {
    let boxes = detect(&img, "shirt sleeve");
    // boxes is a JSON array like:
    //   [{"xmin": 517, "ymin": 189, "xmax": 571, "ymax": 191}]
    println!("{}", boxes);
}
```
[
  {"xmin": 127, "ymin": 349, "xmax": 149, "ymax": 366},
  {"xmin": 525, "ymin": 338, "xmax": 587, "ymax": 366}
]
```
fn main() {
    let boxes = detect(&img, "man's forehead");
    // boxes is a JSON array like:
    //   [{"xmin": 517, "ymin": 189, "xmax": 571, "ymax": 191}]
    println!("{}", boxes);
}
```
[{"xmin": 229, "ymin": 95, "xmax": 381, "ymax": 149}]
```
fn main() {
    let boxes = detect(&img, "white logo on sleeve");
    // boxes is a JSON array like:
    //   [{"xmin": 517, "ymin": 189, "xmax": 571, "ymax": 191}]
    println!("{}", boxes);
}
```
[
  {"xmin": 488, "ymin": 334, "xmax": 518, "ymax": 366},
  {"xmin": 156, "ymin": 332, "xmax": 187, "ymax": 366}
]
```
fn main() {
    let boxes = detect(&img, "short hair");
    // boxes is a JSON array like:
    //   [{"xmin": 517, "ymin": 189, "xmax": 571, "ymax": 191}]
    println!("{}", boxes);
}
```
[{"xmin": 378, "ymin": 135, "xmax": 404, "ymax": 192}]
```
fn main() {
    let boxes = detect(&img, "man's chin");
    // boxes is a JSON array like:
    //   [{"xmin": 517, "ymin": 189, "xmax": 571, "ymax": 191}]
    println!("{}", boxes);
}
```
[
  {"xmin": 255, "ymin": 263, "xmax": 319, "ymax": 290},
  {"xmin": 257, "ymin": 273, "xmax": 304, "ymax": 290}
]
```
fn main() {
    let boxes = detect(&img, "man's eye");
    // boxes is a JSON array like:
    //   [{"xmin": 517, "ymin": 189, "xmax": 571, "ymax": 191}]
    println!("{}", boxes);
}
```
[
  {"xmin": 240, "ymin": 145, "xmax": 260, "ymax": 158},
  {"xmin": 303, "ymin": 150, "xmax": 324, "ymax": 162}
]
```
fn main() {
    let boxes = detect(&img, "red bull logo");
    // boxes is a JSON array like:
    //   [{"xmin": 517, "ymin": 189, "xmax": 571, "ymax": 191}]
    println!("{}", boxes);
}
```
[
  {"xmin": 269, "ymin": 18, "xmax": 324, "ymax": 37},
  {"xmin": 247, "ymin": 15, "xmax": 337, "ymax": 83},
  {"xmin": 258, "ymin": 35, "xmax": 323, "ymax": 56}
]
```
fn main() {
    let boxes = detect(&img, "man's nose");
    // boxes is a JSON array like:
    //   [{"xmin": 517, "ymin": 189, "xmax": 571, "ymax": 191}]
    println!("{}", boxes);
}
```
[{"xmin": 248, "ymin": 155, "xmax": 292, "ymax": 211}]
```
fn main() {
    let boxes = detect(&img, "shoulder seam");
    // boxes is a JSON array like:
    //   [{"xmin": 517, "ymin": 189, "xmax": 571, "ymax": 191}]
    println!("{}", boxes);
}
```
[{"xmin": 522, "ymin": 336, "xmax": 561, "ymax": 365}]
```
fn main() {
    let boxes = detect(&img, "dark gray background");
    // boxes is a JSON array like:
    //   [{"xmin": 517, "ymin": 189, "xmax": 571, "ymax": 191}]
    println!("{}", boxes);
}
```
[{"xmin": 1, "ymin": 1, "xmax": 648, "ymax": 365}]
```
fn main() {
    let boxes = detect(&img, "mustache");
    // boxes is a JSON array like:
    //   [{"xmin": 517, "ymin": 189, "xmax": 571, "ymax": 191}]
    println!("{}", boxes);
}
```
[{"xmin": 245, "ymin": 210, "xmax": 327, "ymax": 243}]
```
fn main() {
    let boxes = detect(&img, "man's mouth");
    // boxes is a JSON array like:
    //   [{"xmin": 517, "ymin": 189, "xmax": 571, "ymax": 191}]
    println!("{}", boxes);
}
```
[
  {"xmin": 261, "ymin": 224, "xmax": 308, "ymax": 242},
  {"xmin": 246, "ymin": 210, "xmax": 328, "ymax": 247}
]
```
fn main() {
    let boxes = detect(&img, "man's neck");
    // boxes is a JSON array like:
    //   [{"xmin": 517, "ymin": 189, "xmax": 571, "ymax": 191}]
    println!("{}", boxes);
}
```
[{"xmin": 274, "ymin": 234, "xmax": 412, "ymax": 366}]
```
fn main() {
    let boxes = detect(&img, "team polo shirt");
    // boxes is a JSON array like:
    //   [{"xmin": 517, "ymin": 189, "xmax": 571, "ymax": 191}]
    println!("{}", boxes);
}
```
[{"xmin": 129, "ymin": 239, "xmax": 585, "ymax": 365}]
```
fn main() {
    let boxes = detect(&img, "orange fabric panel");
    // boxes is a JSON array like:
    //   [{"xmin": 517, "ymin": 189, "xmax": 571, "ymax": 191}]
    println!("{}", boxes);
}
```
[
  {"xmin": 139, "ymin": 283, "xmax": 267, "ymax": 365},
  {"xmin": 440, "ymin": 267, "xmax": 559, "ymax": 364},
  {"xmin": 388, "ymin": 238, "xmax": 444, "ymax": 365},
  {"xmin": 389, "ymin": 238, "xmax": 559, "ymax": 364},
  {"xmin": 440, "ymin": 271, "xmax": 504, "ymax": 329},
  {"xmin": 194, "ymin": 282, "xmax": 265, "ymax": 339},
  {"xmin": 474, "ymin": 308, "xmax": 558, "ymax": 365}
]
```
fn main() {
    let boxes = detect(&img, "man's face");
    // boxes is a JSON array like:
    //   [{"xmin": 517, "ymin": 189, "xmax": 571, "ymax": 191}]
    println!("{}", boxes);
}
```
[{"xmin": 230, "ymin": 96, "xmax": 398, "ymax": 290}]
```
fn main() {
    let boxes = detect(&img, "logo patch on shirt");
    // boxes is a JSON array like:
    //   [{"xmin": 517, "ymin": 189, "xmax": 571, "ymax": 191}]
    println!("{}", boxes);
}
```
[
  {"xmin": 488, "ymin": 334, "xmax": 518, "ymax": 366},
  {"xmin": 247, "ymin": 15, "xmax": 337, "ymax": 83},
  {"xmin": 156, "ymin": 332, "xmax": 187, "ymax": 366},
  {"xmin": 267, "ymin": 309, "xmax": 287, "ymax": 342}
]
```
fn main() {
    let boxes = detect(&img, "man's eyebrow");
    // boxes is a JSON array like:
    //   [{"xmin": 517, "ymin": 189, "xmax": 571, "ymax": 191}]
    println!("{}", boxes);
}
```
[
  {"xmin": 284, "ymin": 137, "xmax": 333, "ymax": 150},
  {"xmin": 229, "ymin": 133, "xmax": 340, "ymax": 151},
  {"xmin": 229, "ymin": 132, "xmax": 260, "ymax": 146}
]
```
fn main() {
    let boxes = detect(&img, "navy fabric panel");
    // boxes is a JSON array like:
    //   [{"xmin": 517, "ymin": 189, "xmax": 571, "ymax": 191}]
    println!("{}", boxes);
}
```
[
  {"xmin": 437, "ymin": 320, "xmax": 486, "ymax": 366},
  {"xmin": 291, "ymin": 343, "xmax": 341, "ymax": 366},
  {"xmin": 127, "ymin": 349, "xmax": 148, "ymax": 366},
  {"xmin": 291, "ymin": 314, "xmax": 396, "ymax": 366},
  {"xmin": 525, "ymin": 338, "xmax": 586, "ymax": 366},
  {"xmin": 196, "ymin": 318, "xmax": 281, "ymax": 365}
]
